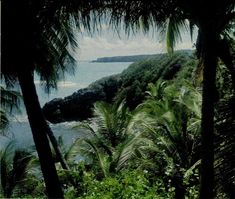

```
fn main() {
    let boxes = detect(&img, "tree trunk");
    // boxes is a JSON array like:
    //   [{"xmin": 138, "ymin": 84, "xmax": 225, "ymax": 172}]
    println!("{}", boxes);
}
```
[
  {"xmin": 47, "ymin": 128, "xmax": 70, "ymax": 170},
  {"xmin": 199, "ymin": 28, "xmax": 217, "ymax": 199},
  {"xmin": 18, "ymin": 70, "xmax": 64, "ymax": 199},
  {"xmin": 171, "ymin": 171, "xmax": 186, "ymax": 199}
]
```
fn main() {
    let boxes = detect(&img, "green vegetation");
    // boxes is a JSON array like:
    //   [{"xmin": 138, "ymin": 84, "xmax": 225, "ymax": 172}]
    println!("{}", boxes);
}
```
[
  {"xmin": 116, "ymin": 50, "xmax": 197, "ymax": 109},
  {"xmin": 1, "ymin": 0, "xmax": 234, "ymax": 198},
  {"xmin": 1, "ymin": 50, "xmax": 234, "ymax": 199},
  {"xmin": 90, "ymin": 50, "xmax": 196, "ymax": 111},
  {"xmin": 76, "ymin": 101, "xmax": 149, "ymax": 178},
  {"xmin": 1, "ymin": 62, "xmax": 234, "ymax": 198},
  {"xmin": 67, "ymin": 169, "xmax": 174, "ymax": 199}
]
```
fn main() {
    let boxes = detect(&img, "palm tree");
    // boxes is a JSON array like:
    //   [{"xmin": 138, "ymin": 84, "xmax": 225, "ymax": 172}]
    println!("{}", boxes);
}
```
[
  {"xmin": 2, "ymin": 1, "xmax": 73, "ymax": 196},
  {"xmin": 0, "ymin": 140, "xmax": 33, "ymax": 198},
  {"xmin": 2, "ymin": 0, "xmax": 234, "ymax": 197},
  {"xmin": 77, "ymin": 101, "xmax": 150, "ymax": 178},
  {"xmin": 103, "ymin": 1, "xmax": 235, "ymax": 198},
  {"xmin": 2, "ymin": 0, "xmax": 98, "ymax": 197},
  {"xmin": 135, "ymin": 80, "xmax": 201, "ymax": 198},
  {"xmin": 1, "ymin": 0, "xmax": 112, "ymax": 197}
]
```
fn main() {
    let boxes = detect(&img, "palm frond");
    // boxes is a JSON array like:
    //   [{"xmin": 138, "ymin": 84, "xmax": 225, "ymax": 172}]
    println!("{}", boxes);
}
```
[
  {"xmin": 0, "ymin": 140, "xmax": 33, "ymax": 198},
  {"xmin": 115, "ymin": 135, "xmax": 152, "ymax": 172},
  {"xmin": 63, "ymin": 138, "xmax": 80, "ymax": 162},
  {"xmin": 214, "ymin": 96, "xmax": 235, "ymax": 197},
  {"xmin": 0, "ymin": 86, "xmax": 21, "ymax": 113},
  {"xmin": 189, "ymin": 21, "xmax": 196, "ymax": 42},
  {"xmin": 0, "ymin": 141, "xmax": 14, "ymax": 196},
  {"xmin": 0, "ymin": 86, "xmax": 22, "ymax": 132},
  {"xmin": 136, "ymin": 80, "xmax": 202, "ymax": 172},
  {"xmin": 165, "ymin": 17, "xmax": 188, "ymax": 54},
  {"xmin": 184, "ymin": 159, "xmax": 201, "ymax": 180},
  {"xmin": 74, "ymin": 123, "xmax": 99, "ymax": 138},
  {"xmin": 84, "ymin": 139, "xmax": 109, "ymax": 178},
  {"xmin": 146, "ymin": 80, "xmax": 167, "ymax": 99},
  {"xmin": 0, "ymin": 110, "xmax": 9, "ymax": 132}
]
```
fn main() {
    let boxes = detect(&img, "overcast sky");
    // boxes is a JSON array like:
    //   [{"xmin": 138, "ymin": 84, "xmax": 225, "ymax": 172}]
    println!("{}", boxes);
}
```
[{"xmin": 74, "ymin": 26, "xmax": 197, "ymax": 61}]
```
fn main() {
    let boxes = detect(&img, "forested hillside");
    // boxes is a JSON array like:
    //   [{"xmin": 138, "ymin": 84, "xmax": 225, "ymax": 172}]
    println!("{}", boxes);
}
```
[{"xmin": 43, "ymin": 50, "xmax": 197, "ymax": 122}]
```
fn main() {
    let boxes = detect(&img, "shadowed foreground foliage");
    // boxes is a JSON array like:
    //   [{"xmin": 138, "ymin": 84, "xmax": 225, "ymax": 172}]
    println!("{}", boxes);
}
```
[{"xmin": 0, "ymin": 71, "xmax": 234, "ymax": 198}]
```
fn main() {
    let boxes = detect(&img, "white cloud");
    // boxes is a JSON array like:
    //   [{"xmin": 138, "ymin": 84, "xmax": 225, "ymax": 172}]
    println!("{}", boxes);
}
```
[{"xmin": 75, "ymin": 29, "xmax": 196, "ymax": 61}]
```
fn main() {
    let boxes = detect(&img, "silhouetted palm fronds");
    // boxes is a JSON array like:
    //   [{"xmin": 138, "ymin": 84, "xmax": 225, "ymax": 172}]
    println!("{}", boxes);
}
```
[{"xmin": 215, "ymin": 95, "xmax": 235, "ymax": 198}]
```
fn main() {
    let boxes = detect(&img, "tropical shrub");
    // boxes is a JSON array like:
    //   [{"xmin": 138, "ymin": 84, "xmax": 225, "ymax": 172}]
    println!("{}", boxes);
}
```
[
  {"xmin": 132, "ymin": 80, "xmax": 202, "ymax": 198},
  {"xmin": 66, "ymin": 169, "xmax": 175, "ymax": 199}
]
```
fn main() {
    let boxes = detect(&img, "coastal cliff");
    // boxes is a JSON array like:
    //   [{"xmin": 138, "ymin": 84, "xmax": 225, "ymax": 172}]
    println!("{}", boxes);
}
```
[
  {"xmin": 43, "ymin": 75, "xmax": 121, "ymax": 123},
  {"xmin": 43, "ymin": 50, "xmax": 196, "ymax": 123}
]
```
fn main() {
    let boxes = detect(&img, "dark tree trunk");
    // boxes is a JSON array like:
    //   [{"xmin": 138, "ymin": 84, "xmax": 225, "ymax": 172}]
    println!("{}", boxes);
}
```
[
  {"xmin": 199, "ymin": 27, "xmax": 218, "ymax": 199},
  {"xmin": 47, "ymin": 128, "xmax": 70, "ymax": 170},
  {"xmin": 18, "ymin": 70, "xmax": 64, "ymax": 199},
  {"xmin": 171, "ymin": 172, "xmax": 186, "ymax": 199}
]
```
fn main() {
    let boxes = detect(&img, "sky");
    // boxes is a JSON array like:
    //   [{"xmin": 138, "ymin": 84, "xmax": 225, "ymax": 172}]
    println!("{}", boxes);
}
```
[{"xmin": 74, "ymin": 25, "xmax": 197, "ymax": 61}]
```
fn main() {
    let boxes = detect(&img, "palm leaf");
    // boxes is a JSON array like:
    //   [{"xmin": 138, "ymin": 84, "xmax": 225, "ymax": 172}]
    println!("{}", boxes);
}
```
[
  {"xmin": 84, "ymin": 139, "xmax": 109, "ymax": 178},
  {"xmin": 214, "ymin": 96, "xmax": 235, "ymax": 197},
  {"xmin": 0, "ymin": 86, "xmax": 21, "ymax": 112},
  {"xmin": 115, "ymin": 135, "xmax": 152, "ymax": 172},
  {"xmin": 184, "ymin": 159, "xmax": 201, "ymax": 180},
  {"xmin": 0, "ymin": 110, "xmax": 9, "ymax": 132},
  {"xmin": 165, "ymin": 17, "xmax": 188, "ymax": 54},
  {"xmin": 0, "ymin": 86, "xmax": 22, "ymax": 133},
  {"xmin": 0, "ymin": 140, "xmax": 33, "ymax": 197}
]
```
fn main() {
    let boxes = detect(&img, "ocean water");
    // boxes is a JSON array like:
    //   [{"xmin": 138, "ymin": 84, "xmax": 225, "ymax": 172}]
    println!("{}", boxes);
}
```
[
  {"xmin": 1, "ymin": 62, "xmax": 132, "ymax": 148},
  {"xmin": 35, "ymin": 61, "xmax": 132, "ymax": 105}
]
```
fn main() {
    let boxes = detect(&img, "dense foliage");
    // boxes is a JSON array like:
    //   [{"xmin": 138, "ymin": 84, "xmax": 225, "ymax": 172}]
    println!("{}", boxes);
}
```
[
  {"xmin": 116, "ymin": 50, "xmax": 197, "ymax": 109},
  {"xmin": 89, "ymin": 50, "xmax": 197, "ymax": 111},
  {"xmin": 1, "ymin": 47, "xmax": 234, "ymax": 198},
  {"xmin": 2, "ymin": 0, "xmax": 234, "ymax": 197}
]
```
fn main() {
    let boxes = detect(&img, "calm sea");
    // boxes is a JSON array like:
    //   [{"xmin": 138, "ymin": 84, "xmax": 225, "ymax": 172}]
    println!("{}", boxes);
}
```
[{"xmin": 1, "ymin": 62, "xmax": 132, "ymax": 148}]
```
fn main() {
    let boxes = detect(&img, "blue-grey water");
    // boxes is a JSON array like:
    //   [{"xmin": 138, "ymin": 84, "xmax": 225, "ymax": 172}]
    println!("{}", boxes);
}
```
[
  {"xmin": 1, "ymin": 62, "xmax": 132, "ymax": 149},
  {"xmin": 36, "ymin": 61, "xmax": 132, "ymax": 105}
]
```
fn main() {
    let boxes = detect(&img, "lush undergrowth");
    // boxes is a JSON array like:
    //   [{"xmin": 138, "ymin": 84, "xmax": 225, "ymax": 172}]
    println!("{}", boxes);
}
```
[{"xmin": 1, "ymin": 51, "xmax": 234, "ymax": 198}]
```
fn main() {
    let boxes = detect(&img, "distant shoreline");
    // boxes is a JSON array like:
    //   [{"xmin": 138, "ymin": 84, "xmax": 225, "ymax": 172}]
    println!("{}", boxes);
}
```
[
  {"xmin": 91, "ymin": 54, "xmax": 158, "ymax": 63},
  {"xmin": 91, "ymin": 50, "xmax": 193, "ymax": 62}
]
